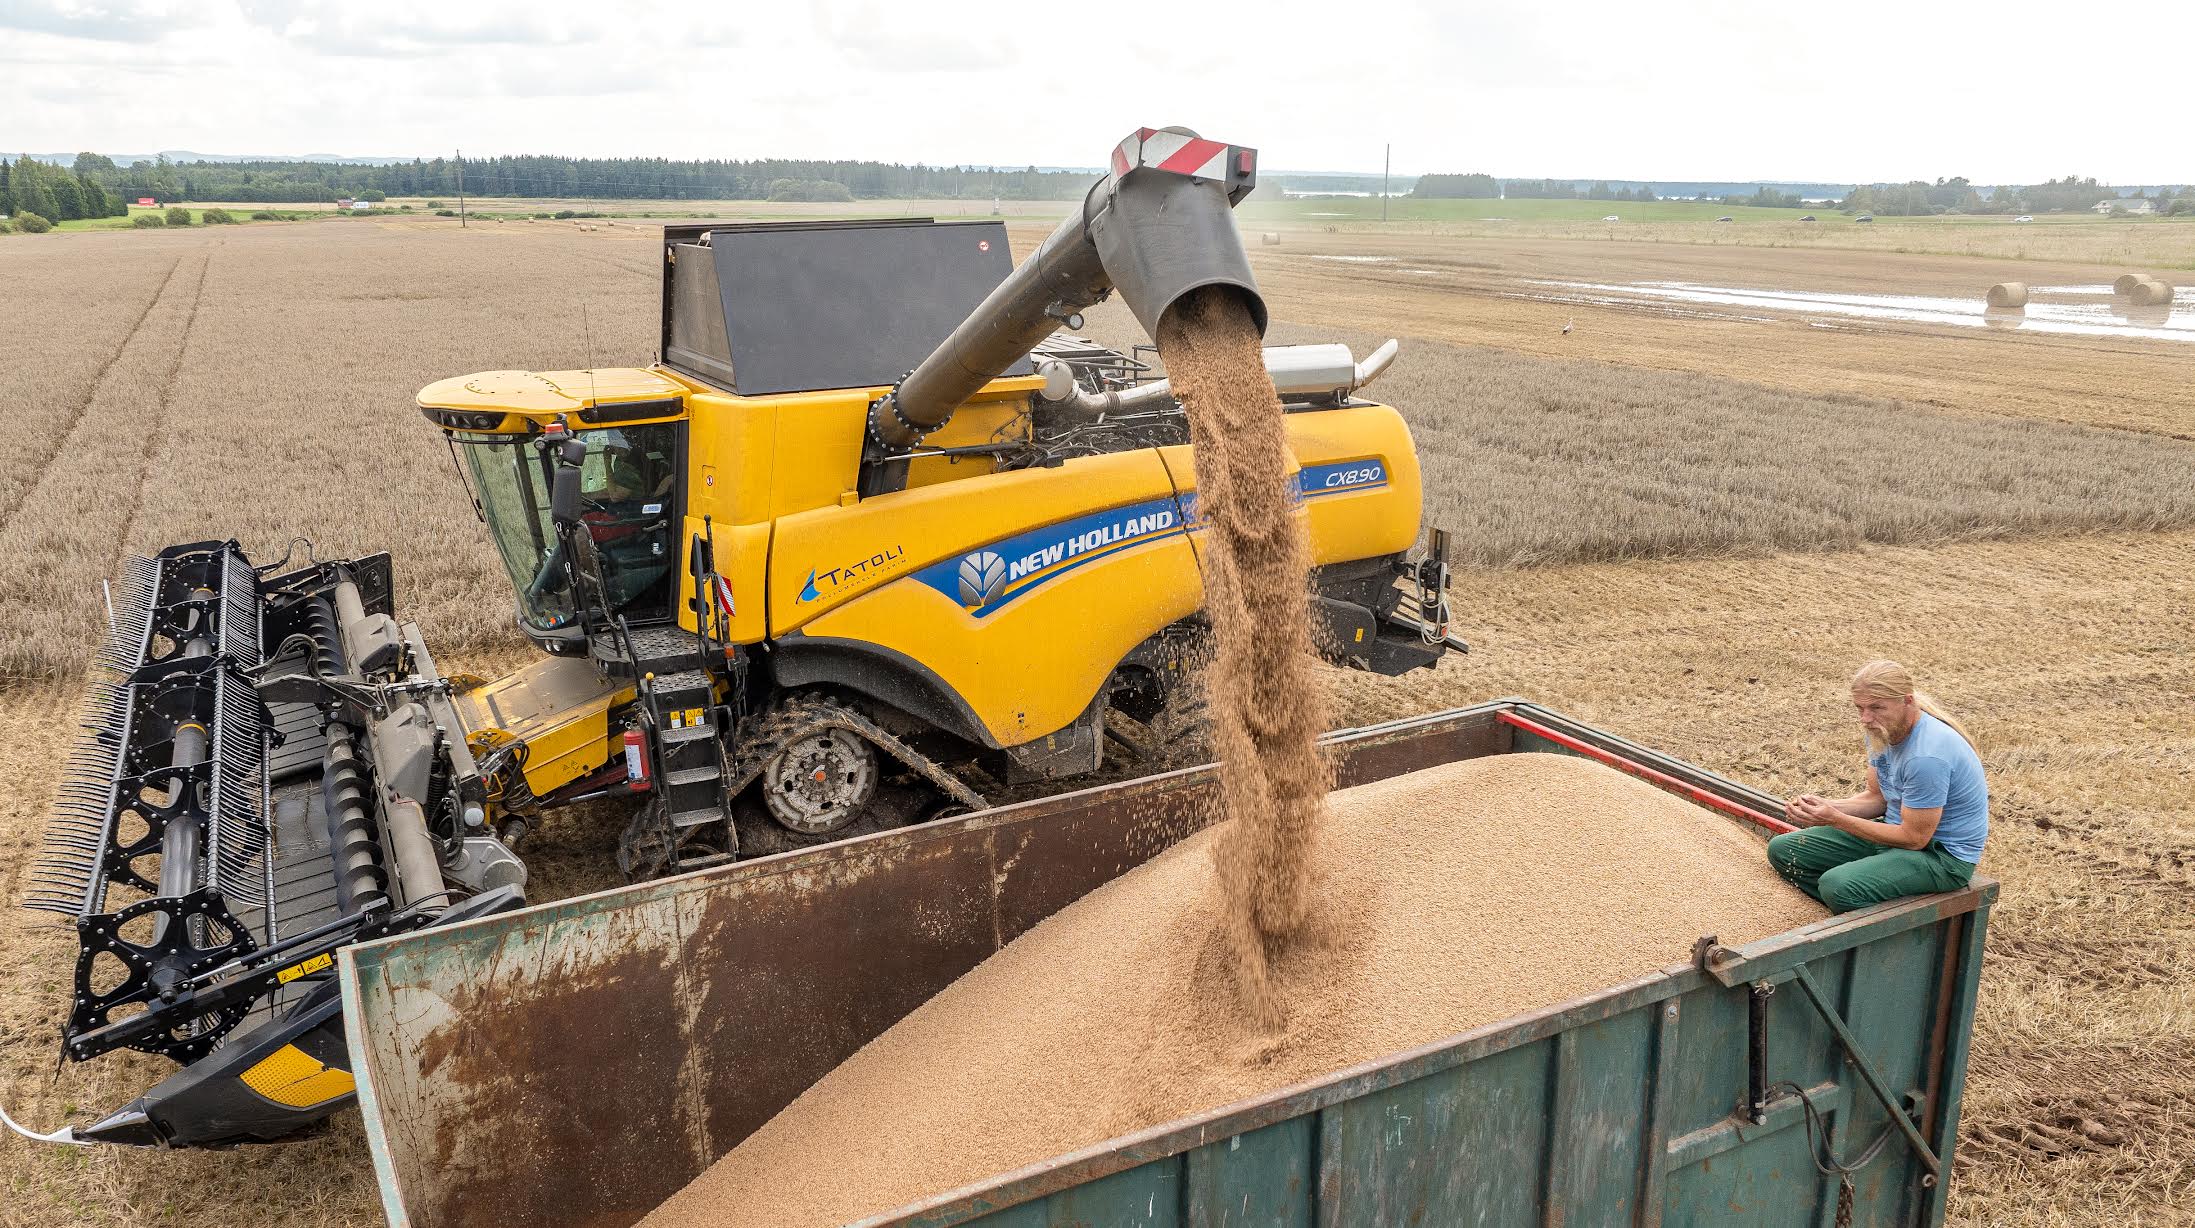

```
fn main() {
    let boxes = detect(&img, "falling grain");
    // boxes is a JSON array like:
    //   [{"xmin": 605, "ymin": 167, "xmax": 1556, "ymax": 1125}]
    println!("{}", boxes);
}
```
[{"xmin": 1155, "ymin": 286, "xmax": 1331, "ymax": 1017}]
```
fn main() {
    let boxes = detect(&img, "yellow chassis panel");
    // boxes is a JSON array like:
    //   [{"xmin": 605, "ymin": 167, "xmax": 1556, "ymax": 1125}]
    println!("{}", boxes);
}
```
[
  {"xmin": 454, "ymin": 656, "xmax": 633, "ymax": 798},
  {"xmin": 788, "ymin": 405, "xmax": 1424, "ymax": 744}
]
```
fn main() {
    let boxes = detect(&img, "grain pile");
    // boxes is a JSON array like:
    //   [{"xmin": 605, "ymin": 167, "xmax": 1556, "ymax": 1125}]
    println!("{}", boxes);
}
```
[
  {"xmin": 641, "ymin": 753, "xmax": 1824, "ymax": 1228},
  {"xmin": 1154, "ymin": 286, "xmax": 1332, "ymax": 1016}
]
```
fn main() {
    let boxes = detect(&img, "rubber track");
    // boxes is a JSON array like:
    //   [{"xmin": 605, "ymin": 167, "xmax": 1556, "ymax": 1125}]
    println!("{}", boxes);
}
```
[
  {"xmin": 622, "ymin": 695, "xmax": 987, "ymax": 878},
  {"xmin": 724, "ymin": 694, "xmax": 987, "ymax": 815}
]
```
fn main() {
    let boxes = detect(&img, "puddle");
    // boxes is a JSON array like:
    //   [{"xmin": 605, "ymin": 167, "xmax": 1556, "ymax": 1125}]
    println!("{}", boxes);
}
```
[
  {"xmin": 1529, "ymin": 279, "xmax": 2195, "ymax": 341},
  {"xmin": 1308, "ymin": 255, "xmax": 1395, "ymax": 264}
]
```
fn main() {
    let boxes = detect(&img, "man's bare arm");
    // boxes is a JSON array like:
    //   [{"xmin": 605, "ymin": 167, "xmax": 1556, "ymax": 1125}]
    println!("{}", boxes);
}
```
[{"xmin": 1789, "ymin": 796, "xmax": 1940, "ymax": 849}]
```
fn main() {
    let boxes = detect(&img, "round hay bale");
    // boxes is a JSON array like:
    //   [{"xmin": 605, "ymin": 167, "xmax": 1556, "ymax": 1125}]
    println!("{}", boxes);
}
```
[
  {"xmin": 1260, "ymin": 232, "xmax": 1281, "ymax": 246},
  {"xmin": 2131, "ymin": 277, "xmax": 2176, "ymax": 307},
  {"xmin": 2113, "ymin": 273, "xmax": 2146, "ymax": 296},
  {"xmin": 1986, "ymin": 282, "xmax": 2029, "ymax": 308}
]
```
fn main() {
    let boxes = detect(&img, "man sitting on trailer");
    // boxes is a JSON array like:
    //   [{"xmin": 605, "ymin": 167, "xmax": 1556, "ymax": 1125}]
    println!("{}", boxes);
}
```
[{"xmin": 1768, "ymin": 660, "xmax": 1988, "ymax": 913}]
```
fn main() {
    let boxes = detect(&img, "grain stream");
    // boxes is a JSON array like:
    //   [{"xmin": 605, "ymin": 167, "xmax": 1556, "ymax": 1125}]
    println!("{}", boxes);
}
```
[{"xmin": 1156, "ymin": 286, "xmax": 1332, "ymax": 1016}]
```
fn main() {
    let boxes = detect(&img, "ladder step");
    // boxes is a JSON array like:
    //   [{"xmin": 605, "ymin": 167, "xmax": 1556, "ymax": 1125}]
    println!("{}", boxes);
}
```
[
  {"xmin": 665, "ymin": 765, "xmax": 720, "ymax": 788},
  {"xmin": 671, "ymin": 807, "xmax": 729, "ymax": 830},
  {"xmin": 661, "ymin": 724, "xmax": 716, "ymax": 745},
  {"xmin": 671, "ymin": 850, "xmax": 737, "ymax": 870},
  {"xmin": 649, "ymin": 668, "xmax": 714, "ymax": 692}
]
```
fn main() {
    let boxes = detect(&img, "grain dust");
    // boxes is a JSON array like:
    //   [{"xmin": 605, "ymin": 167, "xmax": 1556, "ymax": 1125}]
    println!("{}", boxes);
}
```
[{"xmin": 640, "ymin": 753, "xmax": 1824, "ymax": 1228}]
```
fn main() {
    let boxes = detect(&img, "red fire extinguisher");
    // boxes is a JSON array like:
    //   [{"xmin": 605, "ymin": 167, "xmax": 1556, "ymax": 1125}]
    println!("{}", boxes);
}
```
[{"xmin": 624, "ymin": 728, "xmax": 650, "ymax": 789}]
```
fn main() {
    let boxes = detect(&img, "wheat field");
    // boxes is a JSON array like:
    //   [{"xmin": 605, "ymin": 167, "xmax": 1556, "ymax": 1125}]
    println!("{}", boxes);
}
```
[{"xmin": 1, "ymin": 214, "xmax": 2191, "ymax": 1226}]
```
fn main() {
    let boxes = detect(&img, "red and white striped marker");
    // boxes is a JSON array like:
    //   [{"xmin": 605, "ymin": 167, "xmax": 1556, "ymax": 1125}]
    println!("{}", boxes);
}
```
[{"xmin": 1111, "ymin": 127, "xmax": 1249, "ymax": 183}]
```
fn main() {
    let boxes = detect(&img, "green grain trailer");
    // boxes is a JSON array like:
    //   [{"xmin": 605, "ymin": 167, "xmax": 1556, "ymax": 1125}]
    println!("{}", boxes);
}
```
[{"xmin": 341, "ymin": 701, "xmax": 1993, "ymax": 1227}]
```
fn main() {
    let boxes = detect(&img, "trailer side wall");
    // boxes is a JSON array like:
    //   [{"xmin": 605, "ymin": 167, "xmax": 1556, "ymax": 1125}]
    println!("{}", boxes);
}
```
[{"xmin": 342, "ymin": 703, "xmax": 1991, "ymax": 1228}]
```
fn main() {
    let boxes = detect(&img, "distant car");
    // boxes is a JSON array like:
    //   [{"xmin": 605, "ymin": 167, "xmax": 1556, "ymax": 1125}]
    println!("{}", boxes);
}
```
[
  {"xmin": 1855, "ymin": 214, "xmax": 1874, "ymax": 223},
  {"xmin": 2014, "ymin": 215, "xmax": 2035, "ymax": 223},
  {"xmin": 1715, "ymin": 215, "xmax": 1734, "ymax": 223},
  {"xmin": 1601, "ymin": 214, "xmax": 1620, "ymax": 222},
  {"xmin": 1798, "ymin": 214, "xmax": 1818, "ymax": 222}
]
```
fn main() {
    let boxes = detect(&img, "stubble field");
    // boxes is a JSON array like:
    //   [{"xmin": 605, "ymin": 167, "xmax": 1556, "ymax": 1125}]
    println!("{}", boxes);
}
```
[{"xmin": 1, "ymin": 211, "xmax": 2190, "ymax": 1226}]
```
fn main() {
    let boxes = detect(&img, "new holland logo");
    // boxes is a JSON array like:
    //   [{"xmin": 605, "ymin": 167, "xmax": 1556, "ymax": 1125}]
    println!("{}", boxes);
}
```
[{"xmin": 957, "ymin": 550, "xmax": 1007, "ymax": 607}]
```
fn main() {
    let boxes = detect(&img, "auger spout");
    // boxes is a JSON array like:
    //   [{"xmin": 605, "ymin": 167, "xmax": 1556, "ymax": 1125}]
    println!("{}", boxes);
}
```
[{"xmin": 860, "ymin": 126, "xmax": 1264, "ymax": 496}]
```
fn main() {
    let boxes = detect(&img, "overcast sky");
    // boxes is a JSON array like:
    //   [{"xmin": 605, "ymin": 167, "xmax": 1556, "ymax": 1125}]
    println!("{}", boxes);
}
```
[{"xmin": 1, "ymin": 0, "xmax": 2182, "ymax": 184}]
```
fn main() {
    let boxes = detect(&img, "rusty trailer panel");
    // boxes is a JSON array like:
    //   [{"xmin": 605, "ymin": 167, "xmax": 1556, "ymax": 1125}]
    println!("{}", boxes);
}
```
[{"xmin": 341, "ymin": 701, "xmax": 1993, "ymax": 1228}]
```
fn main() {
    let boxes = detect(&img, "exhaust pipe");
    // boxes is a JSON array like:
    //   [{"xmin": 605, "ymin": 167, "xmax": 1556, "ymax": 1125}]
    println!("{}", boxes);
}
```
[{"xmin": 862, "ymin": 127, "xmax": 1263, "ymax": 495}]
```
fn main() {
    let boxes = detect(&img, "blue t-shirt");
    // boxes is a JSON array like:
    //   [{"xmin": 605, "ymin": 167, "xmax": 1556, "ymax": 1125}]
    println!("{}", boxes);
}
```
[{"xmin": 1868, "ymin": 712, "xmax": 1988, "ymax": 864}]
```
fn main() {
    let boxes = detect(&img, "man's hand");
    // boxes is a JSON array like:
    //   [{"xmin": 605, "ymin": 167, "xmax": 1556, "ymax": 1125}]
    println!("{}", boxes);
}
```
[{"xmin": 1785, "ymin": 794, "xmax": 1844, "ymax": 828}]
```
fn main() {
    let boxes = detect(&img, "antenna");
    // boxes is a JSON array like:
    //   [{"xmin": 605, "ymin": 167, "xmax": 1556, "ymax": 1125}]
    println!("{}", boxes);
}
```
[
  {"xmin": 581, "ymin": 301, "xmax": 602, "ymax": 411},
  {"xmin": 457, "ymin": 148, "xmax": 467, "ymax": 228}
]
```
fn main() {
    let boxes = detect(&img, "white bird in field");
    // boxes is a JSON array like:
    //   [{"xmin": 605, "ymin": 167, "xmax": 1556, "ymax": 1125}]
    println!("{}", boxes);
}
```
[{"xmin": 1562, "ymin": 317, "xmax": 1574, "ymax": 335}]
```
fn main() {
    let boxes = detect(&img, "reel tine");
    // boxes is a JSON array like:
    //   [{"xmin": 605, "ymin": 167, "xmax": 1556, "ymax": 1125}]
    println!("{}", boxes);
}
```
[
  {"xmin": 22, "ymin": 897, "xmax": 86, "ymax": 916},
  {"xmin": 205, "ymin": 666, "xmax": 272, "ymax": 907},
  {"xmin": 19, "ymin": 677, "xmax": 139, "ymax": 917},
  {"xmin": 218, "ymin": 544, "xmax": 263, "ymax": 666},
  {"xmin": 93, "ymin": 556, "xmax": 162, "ymax": 674}
]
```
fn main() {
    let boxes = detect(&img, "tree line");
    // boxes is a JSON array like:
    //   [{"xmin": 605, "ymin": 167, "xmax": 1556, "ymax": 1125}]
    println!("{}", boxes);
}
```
[
  {"xmin": 1414, "ymin": 169, "xmax": 2191, "ymax": 215},
  {"xmin": 1411, "ymin": 174, "xmax": 1658, "ymax": 201},
  {"xmin": 0, "ymin": 154, "xmax": 130, "ymax": 224},
  {"xmin": 17, "ymin": 153, "xmax": 1102, "ymax": 205},
  {"xmin": 13, "ymin": 151, "xmax": 2187, "ymax": 218}
]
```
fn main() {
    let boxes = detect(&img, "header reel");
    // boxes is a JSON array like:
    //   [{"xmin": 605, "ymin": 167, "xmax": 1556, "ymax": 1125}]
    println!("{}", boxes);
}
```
[{"xmin": 28, "ymin": 541, "xmax": 274, "ymax": 1062}]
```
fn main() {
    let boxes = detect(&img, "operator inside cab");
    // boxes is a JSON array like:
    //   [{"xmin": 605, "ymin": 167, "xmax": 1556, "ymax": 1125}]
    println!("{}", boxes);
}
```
[
  {"xmin": 1768, "ymin": 660, "xmax": 1988, "ymax": 913},
  {"xmin": 579, "ymin": 428, "xmax": 676, "ymax": 613}
]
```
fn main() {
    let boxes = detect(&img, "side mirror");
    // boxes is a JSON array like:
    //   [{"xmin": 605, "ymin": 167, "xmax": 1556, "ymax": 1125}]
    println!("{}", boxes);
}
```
[{"xmin": 548, "ymin": 437, "xmax": 587, "ymax": 527}]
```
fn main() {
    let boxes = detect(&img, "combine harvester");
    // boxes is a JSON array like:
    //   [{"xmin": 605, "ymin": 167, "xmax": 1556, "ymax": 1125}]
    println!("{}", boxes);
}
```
[{"xmin": 12, "ymin": 127, "xmax": 1460, "ymax": 1147}]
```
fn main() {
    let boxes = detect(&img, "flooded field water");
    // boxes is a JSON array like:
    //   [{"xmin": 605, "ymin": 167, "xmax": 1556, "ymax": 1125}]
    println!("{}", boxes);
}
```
[{"xmin": 1527, "ymin": 278, "xmax": 2195, "ymax": 342}]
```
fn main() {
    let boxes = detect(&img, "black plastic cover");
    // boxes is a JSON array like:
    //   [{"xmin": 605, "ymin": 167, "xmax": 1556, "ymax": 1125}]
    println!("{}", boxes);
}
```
[{"xmin": 662, "ymin": 219, "xmax": 1029, "ymax": 396}]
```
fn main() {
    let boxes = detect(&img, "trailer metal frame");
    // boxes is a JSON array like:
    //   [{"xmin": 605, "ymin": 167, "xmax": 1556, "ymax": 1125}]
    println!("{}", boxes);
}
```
[{"xmin": 341, "ymin": 700, "xmax": 1993, "ymax": 1228}]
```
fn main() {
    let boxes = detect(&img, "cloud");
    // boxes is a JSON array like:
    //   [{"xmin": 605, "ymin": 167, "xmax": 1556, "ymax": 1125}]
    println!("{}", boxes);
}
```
[
  {"xmin": 0, "ymin": 0, "xmax": 201, "ymax": 43},
  {"xmin": 233, "ymin": 0, "xmax": 580, "ymax": 56},
  {"xmin": 3, "ymin": 0, "xmax": 2187, "ymax": 182},
  {"xmin": 808, "ymin": 1, "xmax": 1014, "ymax": 73}
]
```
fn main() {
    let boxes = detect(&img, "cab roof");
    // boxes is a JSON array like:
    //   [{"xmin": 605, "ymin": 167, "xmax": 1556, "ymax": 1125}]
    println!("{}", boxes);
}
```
[{"xmin": 416, "ymin": 367, "xmax": 685, "ymax": 416}]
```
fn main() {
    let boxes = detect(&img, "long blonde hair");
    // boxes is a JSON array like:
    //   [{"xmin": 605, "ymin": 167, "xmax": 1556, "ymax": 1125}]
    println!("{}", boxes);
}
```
[{"xmin": 1852, "ymin": 659, "xmax": 1976, "ymax": 753}]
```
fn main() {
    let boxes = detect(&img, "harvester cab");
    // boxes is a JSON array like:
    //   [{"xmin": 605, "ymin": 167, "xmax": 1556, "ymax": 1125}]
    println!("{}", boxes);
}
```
[{"xmin": 13, "ymin": 126, "xmax": 1464, "ymax": 1151}]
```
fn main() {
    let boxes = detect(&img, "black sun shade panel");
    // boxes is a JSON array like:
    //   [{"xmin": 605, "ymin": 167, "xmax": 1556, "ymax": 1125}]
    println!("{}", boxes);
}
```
[{"xmin": 673, "ymin": 218, "xmax": 1030, "ymax": 396}]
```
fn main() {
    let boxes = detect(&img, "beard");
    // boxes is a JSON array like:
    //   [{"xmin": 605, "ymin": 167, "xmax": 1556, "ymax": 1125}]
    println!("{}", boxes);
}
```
[{"xmin": 1863, "ymin": 714, "xmax": 1910, "ymax": 744}]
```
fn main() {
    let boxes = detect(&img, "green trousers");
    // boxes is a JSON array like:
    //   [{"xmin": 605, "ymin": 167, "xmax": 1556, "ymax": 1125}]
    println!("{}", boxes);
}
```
[{"xmin": 1766, "ymin": 826, "xmax": 1974, "ymax": 914}]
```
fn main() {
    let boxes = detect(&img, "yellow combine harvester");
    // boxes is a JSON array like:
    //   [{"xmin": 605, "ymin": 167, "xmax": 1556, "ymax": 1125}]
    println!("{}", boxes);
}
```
[{"xmin": 13, "ymin": 126, "xmax": 1461, "ymax": 1148}]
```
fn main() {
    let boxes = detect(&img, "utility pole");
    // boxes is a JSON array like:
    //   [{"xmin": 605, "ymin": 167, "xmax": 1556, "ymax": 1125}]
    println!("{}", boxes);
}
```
[
  {"xmin": 457, "ymin": 149, "xmax": 467, "ymax": 228},
  {"xmin": 1382, "ymin": 144, "xmax": 1391, "ymax": 222}
]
